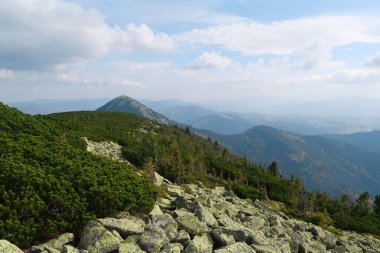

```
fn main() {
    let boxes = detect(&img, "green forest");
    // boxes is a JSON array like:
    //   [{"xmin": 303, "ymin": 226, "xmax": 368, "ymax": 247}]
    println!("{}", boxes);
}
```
[{"xmin": 1, "ymin": 103, "xmax": 380, "ymax": 248}]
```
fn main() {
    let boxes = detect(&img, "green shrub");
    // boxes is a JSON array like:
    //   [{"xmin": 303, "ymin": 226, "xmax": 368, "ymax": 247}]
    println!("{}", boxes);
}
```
[{"xmin": 0, "ymin": 132, "xmax": 156, "ymax": 248}]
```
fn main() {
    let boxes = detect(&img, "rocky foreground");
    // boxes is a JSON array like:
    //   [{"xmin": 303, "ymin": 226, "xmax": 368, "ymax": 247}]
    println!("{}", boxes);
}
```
[{"xmin": 2, "ymin": 173, "xmax": 380, "ymax": 253}]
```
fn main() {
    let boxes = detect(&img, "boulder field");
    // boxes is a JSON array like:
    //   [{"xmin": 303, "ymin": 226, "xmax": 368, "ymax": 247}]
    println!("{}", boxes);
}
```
[{"xmin": 2, "ymin": 174, "xmax": 380, "ymax": 253}]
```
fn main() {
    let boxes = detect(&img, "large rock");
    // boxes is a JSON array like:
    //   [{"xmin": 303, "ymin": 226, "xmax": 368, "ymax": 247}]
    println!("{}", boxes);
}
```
[
  {"xmin": 119, "ymin": 241, "xmax": 146, "ymax": 253},
  {"xmin": 161, "ymin": 243, "xmax": 184, "ymax": 253},
  {"xmin": 153, "ymin": 172, "xmax": 164, "ymax": 186},
  {"xmin": 214, "ymin": 242, "xmax": 255, "ymax": 253},
  {"xmin": 97, "ymin": 217, "xmax": 145, "ymax": 238},
  {"xmin": 61, "ymin": 245, "xmax": 80, "ymax": 253},
  {"xmin": 78, "ymin": 220, "xmax": 121, "ymax": 253},
  {"xmin": 211, "ymin": 229, "xmax": 236, "ymax": 247},
  {"xmin": 0, "ymin": 240, "xmax": 24, "ymax": 253},
  {"xmin": 138, "ymin": 224, "xmax": 170, "ymax": 252},
  {"xmin": 163, "ymin": 184, "xmax": 184, "ymax": 197},
  {"xmin": 242, "ymin": 216, "xmax": 267, "ymax": 230},
  {"xmin": 38, "ymin": 233, "xmax": 75, "ymax": 250},
  {"xmin": 176, "ymin": 214, "xmax": 210, "ymax": 235},
  {"xmin": 183, "ymin": 233, "xmax": 214, "ymax": 253},
  {"xmin": 149, "ymin": 204, "xmax": 164, "ymax": 216},
  {"xmin": 174, "ymin": 230, "xmax": 191, "ymax": 246}
]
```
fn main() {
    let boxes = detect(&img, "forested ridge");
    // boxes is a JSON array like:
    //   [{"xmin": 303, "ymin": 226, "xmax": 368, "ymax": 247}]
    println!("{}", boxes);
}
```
[{"xmin": 1, "ymin": 103, "xmax": 380, "ymax": 248}]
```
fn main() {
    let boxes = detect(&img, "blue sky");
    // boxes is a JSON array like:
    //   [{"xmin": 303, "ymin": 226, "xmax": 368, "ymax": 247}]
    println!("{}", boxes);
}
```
[{"xmin": 1, "ymin": 0, "xmax": 380, "ymax": 113}]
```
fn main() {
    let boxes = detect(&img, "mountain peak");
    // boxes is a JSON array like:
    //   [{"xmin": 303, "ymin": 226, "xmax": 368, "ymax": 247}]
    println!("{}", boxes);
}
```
[{"xmin": 96, "ymin": 95, "xmax": 169, "ymax": 124}]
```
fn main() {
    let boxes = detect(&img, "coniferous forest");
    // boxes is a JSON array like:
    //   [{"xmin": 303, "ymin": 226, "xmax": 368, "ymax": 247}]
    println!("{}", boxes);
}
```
[{"xmin": 1, "ymin": 103, "xmax": 380, "ymax": 248}]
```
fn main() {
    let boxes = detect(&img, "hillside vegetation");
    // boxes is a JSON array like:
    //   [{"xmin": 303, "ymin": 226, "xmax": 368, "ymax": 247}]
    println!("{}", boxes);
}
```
[
  {"xmin": 1, "ymin": 103, "xmax": 380, "ymax": 248},
  {"xmin": 0, "ymin": 103, "xmax": 156, "ymax": 248}
]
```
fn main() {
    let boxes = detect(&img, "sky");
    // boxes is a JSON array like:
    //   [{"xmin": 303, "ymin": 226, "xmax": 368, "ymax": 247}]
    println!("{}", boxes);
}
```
[{"xmin": 1, "ymin": 0, "xmax": 380, "ymax": 114}]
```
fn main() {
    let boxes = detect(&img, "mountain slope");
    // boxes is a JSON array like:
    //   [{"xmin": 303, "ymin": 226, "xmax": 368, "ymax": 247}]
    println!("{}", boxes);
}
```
[
  {"xmin": 0, "ymin": 103, "xmax": 156, "ymax": 248},
  {"xmin": 199, "ymin": 125, "xmax": 380, "ymax": 195},
  {"xmin": 323, "ymin": 131, "xmax": 380, "ymax": 154},
  {"xmin": 96, "ymin": 95, "xmax": 170, "ymax": 124},
  {"xmin": 188, "ymin": 113, "xmax": 253, "ymax": 135}
]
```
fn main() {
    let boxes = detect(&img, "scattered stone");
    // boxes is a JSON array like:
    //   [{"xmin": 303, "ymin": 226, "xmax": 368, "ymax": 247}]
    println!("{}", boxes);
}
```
[
  {"xmin": 153, "ymin": 172, "xmax": 164, "ymax": 186},
  {"xmin": 18, "ymin": 173, "xmax": 380, "ymax": 253},
  {"xmin": 211, "ymin": 229, "xmax": 236, "ymax": 247},
  {"xmin": 149, "ymin": 204, "xmax": 164, "ymax": 216},
  {"xmin": 119, "ymin": 241, "xmax": 146, "ymax": 253},
  {"xmin": 78, "ymin": 220, "xmax": 121, "ymax": 253},
  {"xmin": 183, "ymin": 233, "xmax": 213, "ymax": 253},
  {"xmin": 138, "ymin": 224, "xmax": 170, "ymax": 252},
  {"xmin": 174, "ymin": 230, "xmax": 191, "ymax": 246},
  {"xmin": 161, "ymin": 243, "xmax": 184, "ymax": 253},
  {"xmin": 214, "ymin": 242, "xmax": 255, "ymax": 253},
  {"xmin": 61, "ymin": 245, "xmax": 79, "ymax": 253},
  {"xmin": 97, "ymin": 217, "xmax": 145, "ymax": 238},
  {"xmin": 176, "ymin": 214, "xmax": 210, "ymax": 235},
  {"xmin": 38, "ymin": 233, "xmax": 75, "ymax": 250}
]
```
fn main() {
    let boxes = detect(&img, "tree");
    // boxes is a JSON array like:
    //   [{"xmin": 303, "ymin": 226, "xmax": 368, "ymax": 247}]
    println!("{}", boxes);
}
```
[
  {"xmin": 267, "ymin": 162, "xmax": 279, "ymax": 177},
  {"xmin": 374, "ymin": 195, "xmax": 380, "ymax": 215},
  {"xmin": 354, "ymin": 191, "xmax": 371, "ymax": 216}
]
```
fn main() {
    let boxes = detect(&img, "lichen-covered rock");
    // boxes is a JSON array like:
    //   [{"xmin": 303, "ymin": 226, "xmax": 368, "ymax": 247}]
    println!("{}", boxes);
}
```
[
  {"xmin": 174, "ymin": 230, "xmax": 191, "ymax": 246},
  {"xmin": 183, "ymin": 233, "xmax": 213, "ymax": 253},
  {"xmin": 97, "ymin": 217, "xmax": 145, "ymax": 238},
  {"xmin": 163, "ymin": 183, "xmax": 184, "ymax": 197},
  {"xmin": 149, "ymin": 204, "xmax": 164, "ymax": 216},
  {"xmin": 157, "ymin": 197, "xmax": 173, "ymax": 210},
  {"xmin": 119, "ymin": 241, "xmax": 146, "ymax": 253},
  {"xmin": 138, "ymin": 224, "xmax": 170, "ymax": 252},
  {"xmin": 214, "ymin": 242, "xmax": 255, "ymax": 253},
  {"xmin": 38, "ymin": 233, "xmax": 75, "ymax": 250},
  {"xmin": 176, "ymin": 213, "xmax": 210, "ymax": 235},
  {"xmin": 0, "ymin": 240, "xmax": 24, "ymax": 253},
  {"xmin": 161, "ymin": 243, "xmax": 184, "ymax": 253},
  {"xmin": 78, "ymin": 220, "xmax": 121, "ymax": 253},
  {"xmin": 61, "ymin": 245, "xmax": 79, "ymax": 253},
  {"xmin": 211, "ymin": 229, "xmax": 236, "ymax": 247}
]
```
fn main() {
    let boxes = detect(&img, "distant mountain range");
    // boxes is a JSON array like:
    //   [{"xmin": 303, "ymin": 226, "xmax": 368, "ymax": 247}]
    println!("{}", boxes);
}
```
[
  {"xmin": 96, "ymin": 95, "xmax": 170, "ymax": 124},
  {"xmin": 9, "ymin": 98, "xmax": 111, "ymax": 115},
  {"xmin": 323, "ymin": 131, "xmax": 380, "ymax": 154},
  {"xmin": 153, "ymin": 104, "xmax": 372, "ymax": 135},
  {"xmin": 10, "ymin": 97, "xmax": 380, "ymax": 135},
  {"xmin": 197, "ymin": 126, "xmax": 380, "ymax": 195}
]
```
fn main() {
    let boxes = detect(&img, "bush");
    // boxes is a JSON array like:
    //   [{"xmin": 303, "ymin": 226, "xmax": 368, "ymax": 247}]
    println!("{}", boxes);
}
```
[{"xmin": 0, "ymin": 132, "xmax": 156, "ymax": 248}]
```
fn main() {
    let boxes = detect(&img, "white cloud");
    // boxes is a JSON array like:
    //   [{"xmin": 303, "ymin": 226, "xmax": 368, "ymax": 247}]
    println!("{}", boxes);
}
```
[
  {"xmin": 119, "ymin": 80, "xmax": 145, "ymax": 88},
  {"xmin": 177, "ymin": 16, "xmax": 380, "ymax": 69},
  {"xmin": 188, "ymin": 51, "xmax": 231, "ymax": 70},
  {"xmin": 0, "ymin": 0, "xmax": 175, "ymax": 71},
  {"xmin": 117, "ymin": 23, "xmax": 176, "ymax": 52},
  {"xmin": 364, "ymin": 52, "xmax": 380, "ymax": 67},
  {"xmin": 0, "ymin": 69, "xmax": 14, "ymax": 78}
]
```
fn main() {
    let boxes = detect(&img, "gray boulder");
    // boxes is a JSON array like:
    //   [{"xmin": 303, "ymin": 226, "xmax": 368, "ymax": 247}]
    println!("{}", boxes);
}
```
[
  {"xmin": 119, "ymin": 241, "xmax": 146, "ymax": 253},
  {"xmin": 174, "ymin": 230, "xmax": 191, "ymax": 246},
  {"xmin": 61, "ymin": 245, "xmax": 79, "ymax": 253},
  {"xmin": 161, "ymin": 243, "xmax": 184, "ymax": 253},
  {"xmin": 138, "ymin": 224, "xmax": 170, "ymax": 252},
  {"xmin": 214, "ymin": 242, "xmax": 255, "ymax": 253},
  {"xmin": 211, "ymin": 229, "xmax": 236, "ymax": 247},
  {"xmin": 78, "ymin": 220, "xmax": 121, "ymax": 253},
  {"xmin": 97, "ymin": 217, "xmax": 145, "ymax": 238},
  {"xmin": 183, "ymin": 233, "xmax": 214, "ymax": 253},
  {"xmin": 176, "ymin": 214, "xmax": 210, "ymax": 235},
  {"xmin": 38, "ymin": 233, "xmax": 75, "ymax": 250}
]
